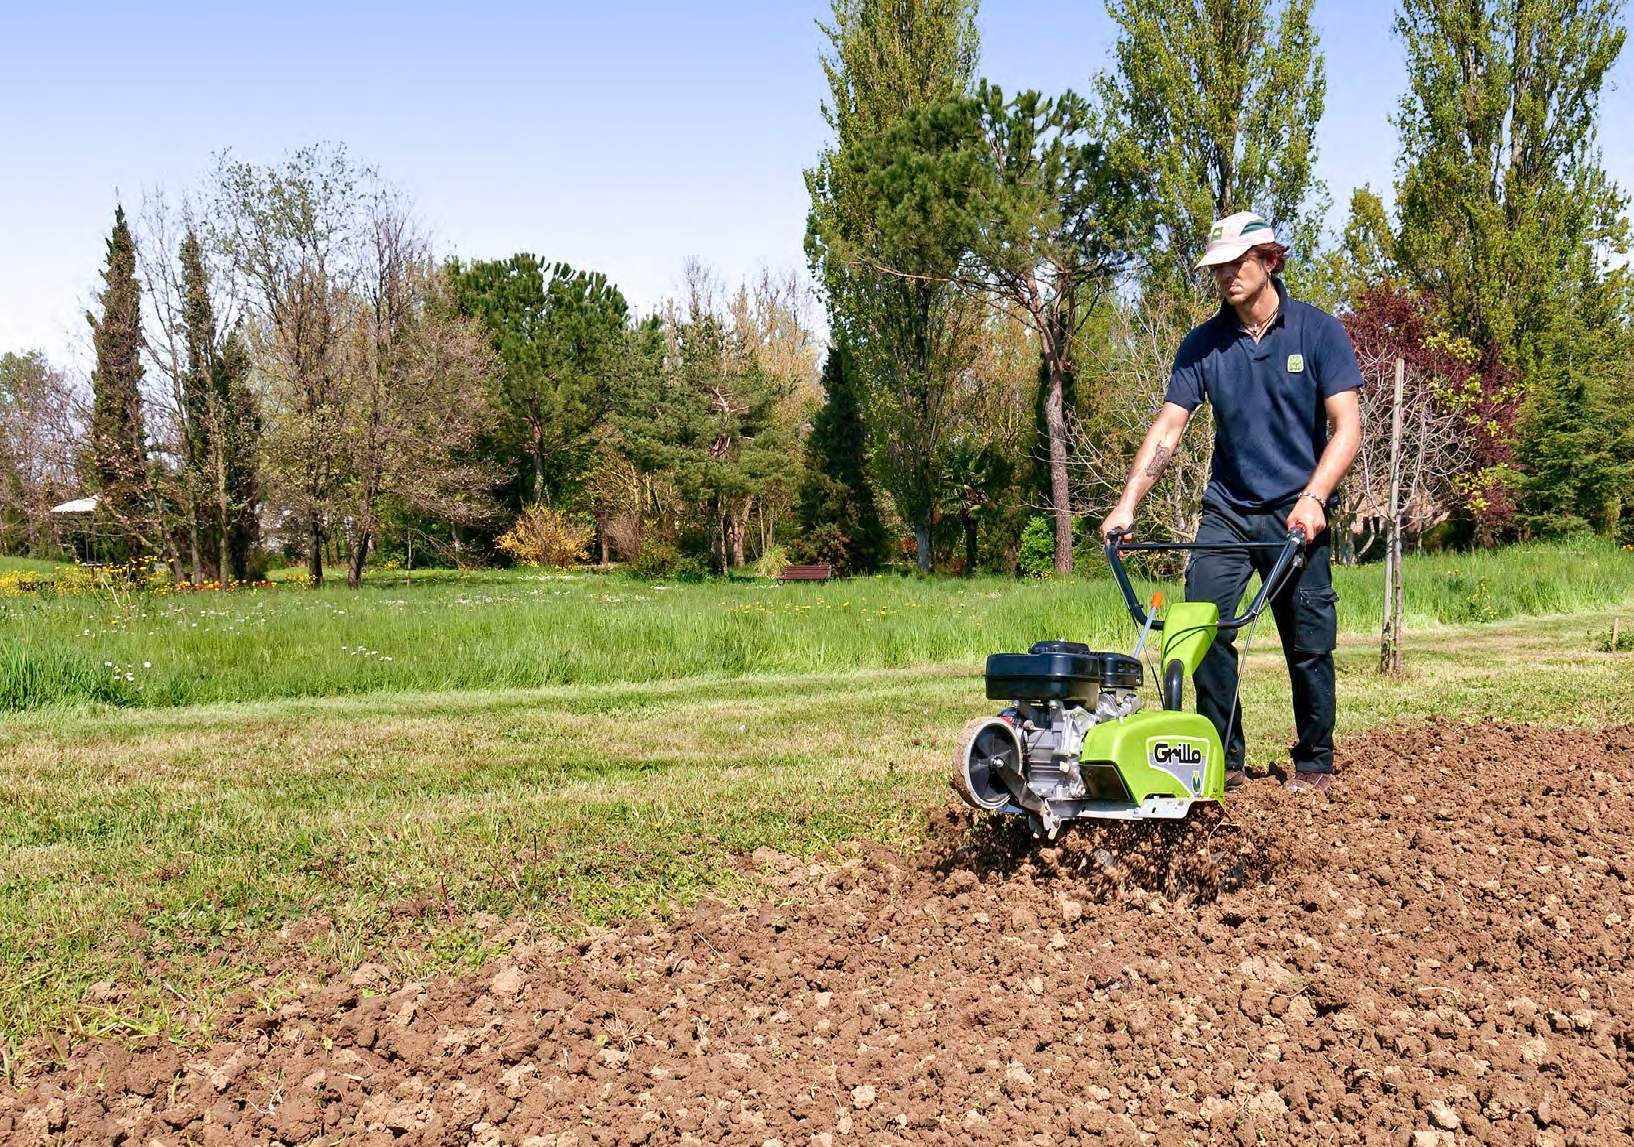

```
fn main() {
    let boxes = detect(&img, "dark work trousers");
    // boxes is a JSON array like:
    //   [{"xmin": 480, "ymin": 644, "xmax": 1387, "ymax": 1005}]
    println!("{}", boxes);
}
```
[{"xmin": 1183, "ymin": 497, "xmax": 1338, "ymax": 775}]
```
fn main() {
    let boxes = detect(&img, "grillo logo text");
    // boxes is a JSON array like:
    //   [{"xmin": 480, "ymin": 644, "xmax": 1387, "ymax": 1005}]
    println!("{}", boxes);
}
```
[{"xmin": 1152, "ymin": 742, "xmax": 1204, "ymax": 765}]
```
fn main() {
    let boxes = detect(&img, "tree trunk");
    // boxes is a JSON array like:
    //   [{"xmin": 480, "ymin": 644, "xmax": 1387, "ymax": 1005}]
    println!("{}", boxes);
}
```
[
  {"xmin": 729, "ymin": 498, "xmax": 749, "ymax": 568},
  {"xmin": 348, "ymin": 528, "xmax": 371, "ymax": 589},
  {"xmin": 1600, "ymin": 493, "xmax": 1622, "ymax": 539},
  {"xmin": 963, "ymin": 513, "xmax": 977, "ymax": 576},
  {"xmin": 307, "ymin": 516, "xmax": 324, "ymax": 588},
  {"xmin": 1044, "ymin": 357, "xmax": 1073, "ymax": 576},
  {"xmin": 914, "ymin": 519, "xmax": 932, "ymax": 573},
  {"xmin": 186, "ymin": 498, "xmax": 202, "ymax": 585},
  {"xmin": 214, "ymin": 420, "xmax": 236, "ymax": 583},
  {"xmin": 1380, "ymin": 357, "xmax": 1405, "ymax": 675},
  {"xmin": 217, "ymin": 483, "xmax": 233, "ymax": 584},
  {"xmin": 1332, "ymin": 503, "xmax": 1355, "ymax": 566},
  {"xmin": 710, "ymin": 498, "xmax": 726, "ymax": 574},
  {"xmin": 755, "ymin": 502, "xmax": 774, "ymax": 556},
  {"xmin": 596, "ymin": 514, "xmax": 610, "ymax": 566},
  {"xmin": 530, "ymin": 422, "xmax": 547, "ymax": 504}
]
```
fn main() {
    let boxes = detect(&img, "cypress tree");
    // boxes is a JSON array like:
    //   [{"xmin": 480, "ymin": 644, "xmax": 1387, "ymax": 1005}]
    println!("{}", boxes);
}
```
[
  {"xmin": 796, "ymin": 342, "xmax": 888, "ymax": 571},
  {"xmin": 219, "ymin": 326, "xmax": 262, "ymax": 580},
  {"xmin": 178, "ymin": 229, "xmax": 219, "ymax": 577},
  {"xmin": 87, "ymin": 204, "xmax": 151, "ymax": 554},
  {"xmin": 180, "ymin": 229, "xmax": 263, "ymax": 580}
]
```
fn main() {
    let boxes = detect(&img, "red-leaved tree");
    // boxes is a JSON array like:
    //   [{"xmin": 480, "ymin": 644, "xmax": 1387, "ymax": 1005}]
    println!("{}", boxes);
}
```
[{"xmin": 1341, "ymin": 286, "xmax": 1520, "ymax": 550}]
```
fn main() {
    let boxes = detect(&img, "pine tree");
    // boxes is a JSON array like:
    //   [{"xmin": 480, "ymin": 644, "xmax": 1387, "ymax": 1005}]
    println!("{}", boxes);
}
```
[
  {"xmin": 619, "ymin": 311, "xmax": 796, "ymax": 573},
  {"xmin": 1512, "ymin": 277, "xmax": 1634, "ymax": 538},
  {"xmin": 87, "ymin": 204, "xmax": 153, "ymax": 554},
  {"xmin": 796, "ymin": 343, "xmax": 889, "ymax": 571}
]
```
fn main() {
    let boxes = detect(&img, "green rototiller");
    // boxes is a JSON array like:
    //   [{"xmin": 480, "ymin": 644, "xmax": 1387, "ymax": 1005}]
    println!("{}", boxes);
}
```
[{"xmin": 951, "ymin": 527, "xmax": 1307, "ymax": 838}]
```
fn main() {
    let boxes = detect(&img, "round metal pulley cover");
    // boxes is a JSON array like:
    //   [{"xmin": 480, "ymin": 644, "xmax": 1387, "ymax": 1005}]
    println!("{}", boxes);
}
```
[{"xmin": 951, "ymin": 716, "xmax": 1023, "ymax": 811}]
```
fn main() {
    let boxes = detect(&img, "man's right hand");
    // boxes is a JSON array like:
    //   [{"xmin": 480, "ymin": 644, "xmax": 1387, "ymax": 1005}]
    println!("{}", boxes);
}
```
[{"xmin": 1100, "ymin": 505, "xmax": 1135, "ymax": 542}]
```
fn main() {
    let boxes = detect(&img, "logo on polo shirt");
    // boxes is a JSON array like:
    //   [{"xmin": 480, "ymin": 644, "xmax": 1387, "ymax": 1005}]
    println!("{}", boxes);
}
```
[{"xmin": 1286, "ymin": 354, "xmax": 1305, "ymax": 373}]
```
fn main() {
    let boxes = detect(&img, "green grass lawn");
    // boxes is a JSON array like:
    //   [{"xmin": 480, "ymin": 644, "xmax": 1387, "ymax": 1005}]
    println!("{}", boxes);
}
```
[{"xmin": 4, "ymin": 539, "xmax": 1631, "ymax": 710}]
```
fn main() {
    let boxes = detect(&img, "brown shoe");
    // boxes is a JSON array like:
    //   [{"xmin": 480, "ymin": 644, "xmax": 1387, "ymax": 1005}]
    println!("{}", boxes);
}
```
[
  {"xmin": 1285, "ymin": 771, "xmax": 1334, "ymax": 794},
  {"xmin": 1224, "ymin": 767, "xmax": 1248, "ymax": 792}
]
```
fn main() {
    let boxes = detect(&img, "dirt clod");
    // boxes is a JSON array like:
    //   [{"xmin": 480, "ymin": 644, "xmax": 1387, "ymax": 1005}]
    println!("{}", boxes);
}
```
[{"xmin": 7, "ymin": 720, "xmax": 1634, "ymax": 1145}]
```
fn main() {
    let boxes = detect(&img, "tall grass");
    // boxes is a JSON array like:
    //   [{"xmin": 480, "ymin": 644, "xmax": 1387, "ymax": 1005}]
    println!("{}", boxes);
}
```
[
  {"xmin": 0, "ymin": 556, "xmax": 69, "ymax": 575},
  {"xmin": 1, "ymin": 540, "xmax": 1629, "ymax": 711}
]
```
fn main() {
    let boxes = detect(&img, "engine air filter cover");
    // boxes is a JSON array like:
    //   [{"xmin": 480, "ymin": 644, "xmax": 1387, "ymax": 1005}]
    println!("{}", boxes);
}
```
[
  {"xmin": 1094, "ymin": 652, "xmax": 1143, "ymax": 690},
  {"xmin": 1029, "ymin": 640, "xmax": 1091, "ymax": 656}
]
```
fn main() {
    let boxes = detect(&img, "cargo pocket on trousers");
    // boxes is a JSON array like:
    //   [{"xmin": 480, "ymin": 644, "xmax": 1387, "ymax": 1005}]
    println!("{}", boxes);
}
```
[{"xmin": 1292, "ymin": 587, "xmax": 1339, "ymax": 653}]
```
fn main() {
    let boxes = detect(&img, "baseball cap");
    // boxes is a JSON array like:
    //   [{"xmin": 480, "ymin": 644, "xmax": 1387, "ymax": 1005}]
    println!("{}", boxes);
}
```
[{"xmin": 1196, "ymin": 211, "xmax": 1279, "ymax": 269}]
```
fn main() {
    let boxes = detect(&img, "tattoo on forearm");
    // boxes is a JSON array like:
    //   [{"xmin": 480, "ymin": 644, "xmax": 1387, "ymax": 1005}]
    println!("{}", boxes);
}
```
[{"xmin": 1144, "ymin": 442, "xmax": 1174, "ymax": 479}]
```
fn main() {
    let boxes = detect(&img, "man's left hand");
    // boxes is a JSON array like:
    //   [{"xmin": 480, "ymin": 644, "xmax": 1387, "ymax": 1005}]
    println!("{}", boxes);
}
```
[{"xmin": 1288, "ymin": 495, "xmax": 1327, "ymax": 540}]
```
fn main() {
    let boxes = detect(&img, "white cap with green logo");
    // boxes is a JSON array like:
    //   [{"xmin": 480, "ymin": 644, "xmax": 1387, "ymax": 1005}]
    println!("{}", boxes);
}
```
[{"xmin": 1196, "ymin": 211, "xmax": 1279, "ymax": 269}]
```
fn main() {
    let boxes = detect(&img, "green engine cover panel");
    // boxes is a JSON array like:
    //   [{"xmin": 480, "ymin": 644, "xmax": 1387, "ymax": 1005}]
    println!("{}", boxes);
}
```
[
  {"xmin": 1159, "ymin": 601, "xmax": 1219, "ymax": 676},
  {"xmin": 1079, "ymin": 710, "xmax": 1226, "ymax": 801}
]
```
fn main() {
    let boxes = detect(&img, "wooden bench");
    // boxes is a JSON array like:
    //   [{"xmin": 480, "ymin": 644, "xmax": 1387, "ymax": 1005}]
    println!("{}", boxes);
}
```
[{"xmin": 778, "ymin": 563, "xmax": 834, "ymax": 582}]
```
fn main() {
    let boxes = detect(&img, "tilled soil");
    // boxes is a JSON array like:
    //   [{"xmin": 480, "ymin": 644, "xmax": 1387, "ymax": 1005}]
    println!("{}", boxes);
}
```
[{"xmin": 6, "ymin": 719, "xmax": 1634, "ymax": 1146}]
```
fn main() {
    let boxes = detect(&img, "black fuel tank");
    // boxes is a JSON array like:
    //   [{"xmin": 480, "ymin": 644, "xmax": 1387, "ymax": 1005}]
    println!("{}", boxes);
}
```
[{"xmin": 984, "ymin": 646, "xmax": 1142, "ymax": 703}]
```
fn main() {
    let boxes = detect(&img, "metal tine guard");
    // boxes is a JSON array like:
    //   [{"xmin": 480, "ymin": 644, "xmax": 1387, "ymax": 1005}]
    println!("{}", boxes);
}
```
[{"xmin": 1104, "ymin": 526, "xmax": 1307, "ymax": 634}]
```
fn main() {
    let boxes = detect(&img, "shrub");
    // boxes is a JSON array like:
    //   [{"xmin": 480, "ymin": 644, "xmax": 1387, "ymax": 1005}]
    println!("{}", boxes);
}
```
[
  {"xmin": 751, "ymin": 544, "xmax": 791, "ymax": 579},
  {"xmin": 1595, "ymin": 621, "xmax": 1634, "ymax": 653},
  {"xmin": 789, "ymin": 524, "xmax": 852, "ymax": 571},
  {"xmin": 495, "ymin": 505, "xmax": 594, "ymax": 568},
  {"xmin": 604, "ymin": 513, "xmax": 644, "ymax": 562},
  {"xmin": 630, "ymin": 540, "xmax": 684, "ymax": 578},
  {"xmin": 672, "ymin": 556, "xmax": 713, "ymax": 583},
  {"xmin": 1018, "ymin": 516, "xmax": 1055, "ymax": 578}
]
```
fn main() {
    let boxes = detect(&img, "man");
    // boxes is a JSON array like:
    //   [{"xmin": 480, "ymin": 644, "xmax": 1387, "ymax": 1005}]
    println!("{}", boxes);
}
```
[{"xmin": 1100, "ymin": 211, "xmax": 1363, "ymax": 794}]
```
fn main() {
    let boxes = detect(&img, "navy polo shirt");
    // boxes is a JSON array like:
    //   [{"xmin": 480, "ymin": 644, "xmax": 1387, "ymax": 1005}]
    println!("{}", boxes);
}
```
[{"xmin": 1164, "ymin": 279, "xmax": 1363, "ymax": 511}]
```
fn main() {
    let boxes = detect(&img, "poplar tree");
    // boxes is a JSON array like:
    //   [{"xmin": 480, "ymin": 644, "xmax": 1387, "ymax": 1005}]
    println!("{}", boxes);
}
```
[
  {"xmin": 0, "ymin": 351, "xmax": 79, "ymax": 556},
  {"xmin": 88, "ymin": 204, "xmax": 155, "ymax": 555},
  {"xmin": 806, "ymin": 0, "xmax": 983, "ymax": 572},
  {"xmin": 213, "ymin": 144, "xmax": 361, "ymax": 587},
  {"xmin": 1096, "ymin": 0, "xmax": 1328, "ymax": 285},
  {"xmin": 1393, "ymin": 0, "xmax": 1627, "ymax": 369},
  {"xmin": 1393, "ymin": 0, "xmax": 1630, "ymax": 537}
]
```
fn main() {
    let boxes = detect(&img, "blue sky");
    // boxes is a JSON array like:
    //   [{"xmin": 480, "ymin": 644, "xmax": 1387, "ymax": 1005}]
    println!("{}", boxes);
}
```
[{"xmin": 3, "ymin": 0, "xmax": 1631, "ymax": 371}]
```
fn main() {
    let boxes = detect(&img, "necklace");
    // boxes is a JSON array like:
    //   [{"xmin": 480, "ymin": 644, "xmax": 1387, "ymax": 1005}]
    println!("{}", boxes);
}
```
[{"xmin": 1240, "ymin": 307, "xmax": 1279, "ymax": 343}]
